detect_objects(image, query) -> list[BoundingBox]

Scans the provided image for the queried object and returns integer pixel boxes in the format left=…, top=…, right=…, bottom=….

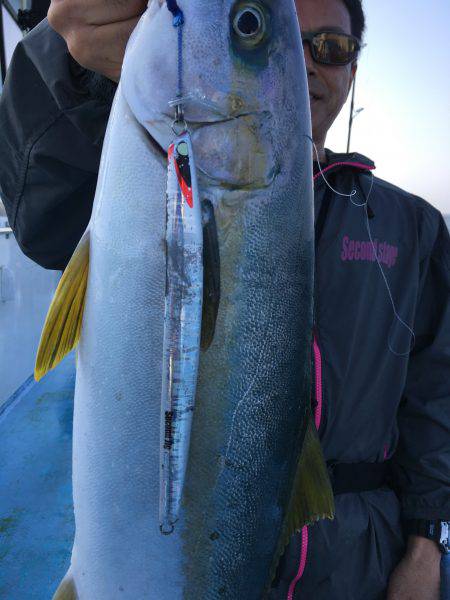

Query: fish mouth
left=144, top=110, right=276, bottom=190
left=144, top=110, right=262, bottom=157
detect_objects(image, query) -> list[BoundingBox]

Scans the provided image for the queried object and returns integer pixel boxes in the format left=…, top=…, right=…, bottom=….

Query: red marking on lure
left=176, top=168, right=194, bottom=209
left=168, top=143, right=194, bottom=208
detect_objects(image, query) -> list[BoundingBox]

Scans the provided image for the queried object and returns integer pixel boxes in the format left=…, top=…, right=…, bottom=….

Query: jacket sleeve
left=392, top=210, right=450, bottom=520
left=0, top=19, right=116, bottom=270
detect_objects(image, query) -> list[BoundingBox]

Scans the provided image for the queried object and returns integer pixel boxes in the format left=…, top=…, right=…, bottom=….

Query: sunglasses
left=302, top=31, right=361, bottom=66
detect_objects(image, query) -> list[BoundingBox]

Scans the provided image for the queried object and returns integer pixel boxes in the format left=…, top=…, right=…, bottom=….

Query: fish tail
left=52, top=572, right=78, bottom=600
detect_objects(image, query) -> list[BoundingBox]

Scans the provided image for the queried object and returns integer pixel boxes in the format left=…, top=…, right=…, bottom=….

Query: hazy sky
left=327, top=0, right=450, bottom=214
left=2, top=1, right=449, bottom=212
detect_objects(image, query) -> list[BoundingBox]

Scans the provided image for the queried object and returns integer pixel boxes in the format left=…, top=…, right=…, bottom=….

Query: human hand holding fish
left=47, top=0, right=147, bottom=81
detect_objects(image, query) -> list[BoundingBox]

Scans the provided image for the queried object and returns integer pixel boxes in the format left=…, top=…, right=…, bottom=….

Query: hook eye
left=171, top=118, right=188, bottom=136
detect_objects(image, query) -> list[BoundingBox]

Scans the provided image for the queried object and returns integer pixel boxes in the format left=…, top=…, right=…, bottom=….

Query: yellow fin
left=285, top=414, right=335, bottom=531
left=35, top=231, right=90, bottom=381
left=52, top=573, right=78, bottom=600
left=269, top=414, right=335, bottom=586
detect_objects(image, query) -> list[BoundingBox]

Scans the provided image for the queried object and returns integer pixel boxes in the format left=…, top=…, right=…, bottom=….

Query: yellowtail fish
left=35, top=1, right=334, bottom=598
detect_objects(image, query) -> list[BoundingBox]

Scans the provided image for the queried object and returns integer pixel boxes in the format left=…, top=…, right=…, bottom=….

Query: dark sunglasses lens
left=313, top=33, right=358, bottom=64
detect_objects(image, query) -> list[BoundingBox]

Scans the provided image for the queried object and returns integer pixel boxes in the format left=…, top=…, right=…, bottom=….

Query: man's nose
left=303, top=42, right=317, bottom=76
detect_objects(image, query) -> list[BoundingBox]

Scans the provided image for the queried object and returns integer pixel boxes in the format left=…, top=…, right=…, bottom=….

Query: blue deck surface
left=0, top=356, right=75, bottom=600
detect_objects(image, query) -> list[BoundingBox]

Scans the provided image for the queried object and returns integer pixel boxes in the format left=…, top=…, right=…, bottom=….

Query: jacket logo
left=341, top=236, right=398, bottom=268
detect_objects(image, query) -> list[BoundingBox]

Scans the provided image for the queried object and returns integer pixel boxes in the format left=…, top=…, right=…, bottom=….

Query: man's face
left=296, top=0, right=357, bottom=147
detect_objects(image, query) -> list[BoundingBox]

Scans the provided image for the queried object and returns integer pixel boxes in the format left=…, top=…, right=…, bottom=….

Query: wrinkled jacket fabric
left=1, top=20, right=449, bottom=600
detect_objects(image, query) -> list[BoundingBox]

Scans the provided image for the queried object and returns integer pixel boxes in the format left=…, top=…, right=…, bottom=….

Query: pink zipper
left=286, top=160, right=373, bottom=600
left=312, top=335, right=323, bottom=430
left=286, top=335, right=323, bottom=599
left=287, top=526, right=309, bottom=600
left=313, top=160, right=375, bottom=182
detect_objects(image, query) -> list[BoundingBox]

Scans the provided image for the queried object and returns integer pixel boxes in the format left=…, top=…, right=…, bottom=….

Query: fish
left=35, top=0, right=334, bottom=598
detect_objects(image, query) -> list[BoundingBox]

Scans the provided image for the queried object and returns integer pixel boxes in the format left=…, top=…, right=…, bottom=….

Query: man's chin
left=310, top=98, right=325, bottom=126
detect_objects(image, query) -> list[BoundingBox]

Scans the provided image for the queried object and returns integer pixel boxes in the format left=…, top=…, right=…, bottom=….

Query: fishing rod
left=2, top=0, right=19, bottom=26
left=346, top=75, right=356, bottom=153
left=346, top=72, right=365, bottom=153
left=0, top=4, right=6, bottom=85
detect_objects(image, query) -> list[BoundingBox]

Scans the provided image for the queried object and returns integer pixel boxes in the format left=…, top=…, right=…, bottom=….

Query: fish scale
left=182, top=180, right=313, bottom=598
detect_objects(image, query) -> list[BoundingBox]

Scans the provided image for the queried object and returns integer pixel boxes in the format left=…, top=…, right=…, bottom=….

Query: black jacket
left=1, top=20, right=449, bottom=600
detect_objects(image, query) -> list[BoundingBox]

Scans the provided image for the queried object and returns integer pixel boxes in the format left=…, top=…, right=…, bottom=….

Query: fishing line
left=310, top=137, right=358, bottom=200
left=166, top=0, right=186, bottom=132
left=307, top=136, right=415, bottom=357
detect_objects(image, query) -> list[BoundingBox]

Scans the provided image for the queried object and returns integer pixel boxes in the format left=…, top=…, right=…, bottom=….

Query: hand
left=387, top=536, right=441, bottom=600
left=48, top=0, right=148, bottom=81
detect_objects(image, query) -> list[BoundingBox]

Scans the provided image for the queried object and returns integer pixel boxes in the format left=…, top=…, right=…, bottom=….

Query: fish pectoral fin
left=34, top=230, right=90, bottom=381
left=52, top=573, right=78, bottom=600
left=285, top=414, right=335, bottom=533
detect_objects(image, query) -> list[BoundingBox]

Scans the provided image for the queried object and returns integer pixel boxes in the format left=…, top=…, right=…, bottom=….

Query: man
left=0, top=0, right=449, bottom=598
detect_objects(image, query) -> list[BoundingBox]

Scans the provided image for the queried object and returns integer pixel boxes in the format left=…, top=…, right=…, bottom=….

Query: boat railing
left=0, top=226, right=13, bottom=237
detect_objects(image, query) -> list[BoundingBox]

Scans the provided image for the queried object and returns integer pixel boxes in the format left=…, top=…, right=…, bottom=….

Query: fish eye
left=232, top=4, right=267, bottom=46
left=234, top=8, right=262, bottom=37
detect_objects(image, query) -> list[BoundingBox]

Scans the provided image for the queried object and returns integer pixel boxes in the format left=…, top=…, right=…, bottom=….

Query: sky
left=2, top=0, right=450, bottom=212
left=327, top=0, right=450, bottom=213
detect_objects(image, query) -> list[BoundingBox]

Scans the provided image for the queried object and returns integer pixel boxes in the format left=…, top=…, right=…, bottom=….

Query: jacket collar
left=314, top=149, right=376, bottom=184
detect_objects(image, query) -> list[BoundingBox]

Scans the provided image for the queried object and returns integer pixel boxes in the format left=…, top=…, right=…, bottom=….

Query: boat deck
left=0, top=356, right=75, bottom=600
